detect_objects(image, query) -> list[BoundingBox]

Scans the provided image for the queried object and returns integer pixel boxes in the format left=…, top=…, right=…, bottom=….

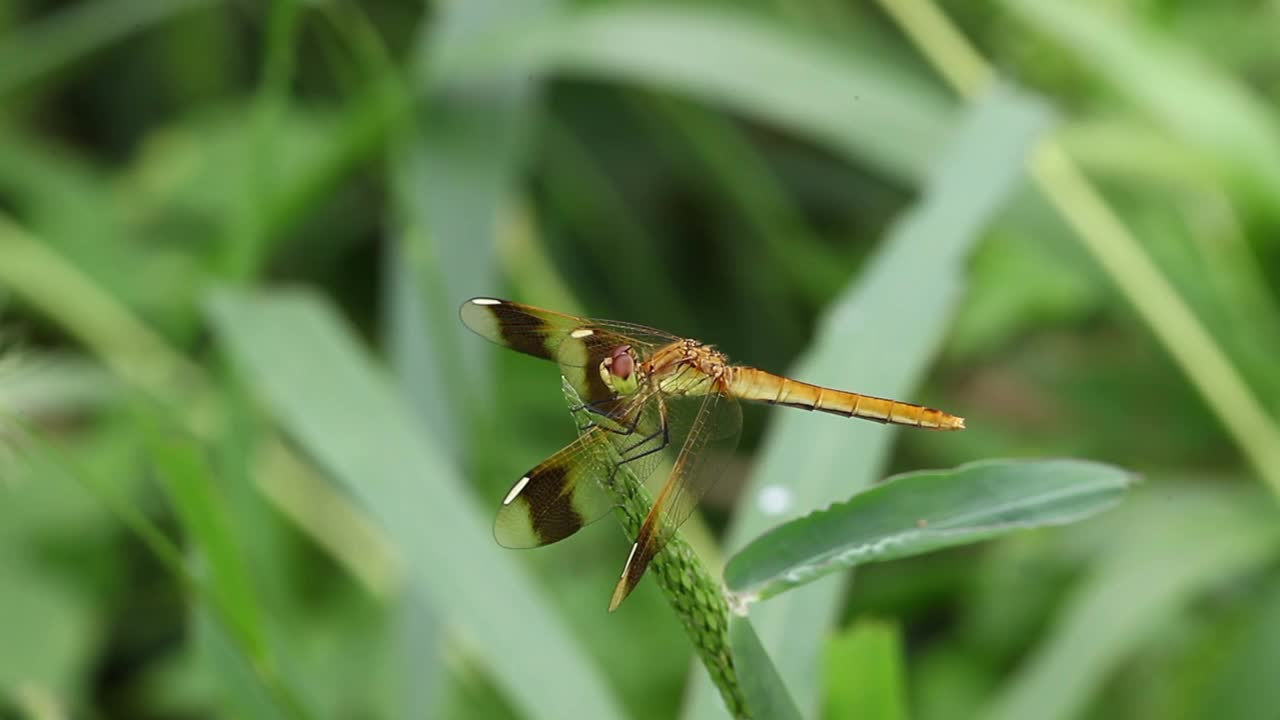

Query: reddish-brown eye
left=610, top=346, right=634, bottom=379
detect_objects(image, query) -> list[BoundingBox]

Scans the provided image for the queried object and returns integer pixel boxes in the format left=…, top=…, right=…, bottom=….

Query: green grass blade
left=1000, top=0, right=1280, bottom=207
left=220, top=0, right=303, bottom=281
left=147, top=427, right=269, bottom=665
left=727, top=615, right=802, bottom=720
left=982, top=485, right=1280, bottom=720
left=684, top=83, right=1050, bottom=719
left=0, top=0, right=214, bottom=97
left=206, top=289, right=628, bottom=720
left=439, top=4, right=954, bottom=183
left=725, top=459, right=1131, bottom=603
left=393, top=0, right=550, bottom=442
left=1180, top=576, right=1280, bottom=720
left=824, top=620, right=908, bottom=720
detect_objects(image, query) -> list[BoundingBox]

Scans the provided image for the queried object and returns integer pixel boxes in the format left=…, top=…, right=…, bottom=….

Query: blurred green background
left=2, top=0, right=1280, bottom=718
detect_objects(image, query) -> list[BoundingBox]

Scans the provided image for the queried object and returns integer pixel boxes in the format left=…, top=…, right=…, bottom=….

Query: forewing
left=461, top=297, right=683, bottom=412
left=459, top=297, right=676, bottom=367
left=608, top=387, right=743, bottom=610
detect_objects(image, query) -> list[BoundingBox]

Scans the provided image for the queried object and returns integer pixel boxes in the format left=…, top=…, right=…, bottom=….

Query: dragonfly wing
left=607, top=387, right=743, bottom=611
left=460, top=297, right=676, bottom=366
left=461, top=297, right=682, bottom=410
left=497, top=387, right=669, bottom=548
left=494, top=428, right=616, bottom=548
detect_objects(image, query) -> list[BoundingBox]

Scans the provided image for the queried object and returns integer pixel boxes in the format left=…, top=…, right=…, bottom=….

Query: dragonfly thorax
left=644, top=341, right=729, bottom=397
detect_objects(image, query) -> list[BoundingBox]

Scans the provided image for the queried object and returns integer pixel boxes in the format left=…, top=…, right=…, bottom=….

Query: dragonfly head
left=601, top=344, right=640, bottom=396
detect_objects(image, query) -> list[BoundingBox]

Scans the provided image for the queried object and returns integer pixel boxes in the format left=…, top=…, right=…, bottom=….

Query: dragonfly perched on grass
left=461, top=298, right=965, bottom=611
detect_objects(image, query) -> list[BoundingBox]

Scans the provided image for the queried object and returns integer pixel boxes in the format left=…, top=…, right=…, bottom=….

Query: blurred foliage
left=1, top=0, right=1279, bottom=718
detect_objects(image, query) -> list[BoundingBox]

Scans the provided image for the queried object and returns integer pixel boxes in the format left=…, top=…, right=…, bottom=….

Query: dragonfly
left=461, top=297, right=965, bottom=611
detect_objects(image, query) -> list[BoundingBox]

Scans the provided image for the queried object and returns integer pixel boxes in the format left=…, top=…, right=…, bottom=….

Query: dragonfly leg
left=580, top=404, right=645, bottom=437
left=570, top=397, right=615, bottom=414
left=618, top=406, right=670, bottom=465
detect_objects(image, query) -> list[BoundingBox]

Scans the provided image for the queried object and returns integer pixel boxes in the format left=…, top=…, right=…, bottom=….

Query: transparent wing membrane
left=496, top=384, right=673, bottom=549
left=608, top=388, right=743, bottom=610
left=461, top=297, right=683, bottom=410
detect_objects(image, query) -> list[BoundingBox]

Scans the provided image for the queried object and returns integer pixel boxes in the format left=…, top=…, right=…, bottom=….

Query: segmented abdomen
left=726, top=367, right=964, bottom=430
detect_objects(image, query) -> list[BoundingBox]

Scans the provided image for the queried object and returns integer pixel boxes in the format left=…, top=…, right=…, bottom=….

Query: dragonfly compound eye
left=610, top=346, right=634, bottom=380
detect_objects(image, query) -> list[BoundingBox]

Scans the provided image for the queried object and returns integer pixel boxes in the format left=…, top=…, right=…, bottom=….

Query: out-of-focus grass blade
left=438, top=4, right=954, bottom=184
left=194, top=607, right=284, bottom=720
left=0, top=352, right=115, bottom=419
left=395, top=0, right=558, bottom=432
left=220, top=0, right=302, bottom=281
left=725, top=460, right=1131, bottom=604
left=0, top=0, right=214, bottom=96
left=392, top=0, right=553, bottom=707
left=727, top=615, right=802, bottom=720
left=144, top=423, right=269, bottom=678
left=207, top=289, right=627, bottom=720
left=1000, top=0, right=1280, bottom=207
left=0, top=558, right=91, bottom=704
left=983, top=485, right=1280, bottom=720
left=824, top=620, right=908, bottom=720
left=684, top=84, right=1050, bottom=719
left=1181, top=576, right=1280, bottom=720
left=382, top=241, right=448, bottom=718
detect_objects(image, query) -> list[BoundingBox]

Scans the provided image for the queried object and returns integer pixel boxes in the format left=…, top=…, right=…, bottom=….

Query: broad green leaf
left=983, top=485, right=1280, bottom=720
left=824, top=620, right=908, bottom=720
left=725, top=459, right=1131, bottom=604
left=685, top=83, right=1051, bottom=720
left=727, top=615, right=802, bottom=720
left=206, top=289, right=628, bottom=720
left=439, top=4, right=954, bottom=184
left=1000, top=0, right=1280, bottom=207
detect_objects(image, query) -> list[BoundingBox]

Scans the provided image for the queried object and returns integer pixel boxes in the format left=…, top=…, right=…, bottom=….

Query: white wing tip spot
left=757, top=485, right=792, bottom=516
left=620, top=542, right=639, bottom=577
left=471, top=298, right=501, bottom=306
left=503, top=476, right=531, bottom=505
left=570, top=328, right=595, bottom=338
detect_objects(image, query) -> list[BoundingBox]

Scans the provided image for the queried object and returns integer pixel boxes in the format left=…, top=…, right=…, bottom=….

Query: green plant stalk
left=562, top=379, right=746, bottom=718
left=876, top=0, right=1280, bottom=497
